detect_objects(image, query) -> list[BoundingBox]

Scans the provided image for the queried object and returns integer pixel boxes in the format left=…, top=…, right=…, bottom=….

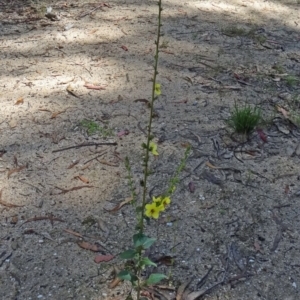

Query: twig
left=84, top=151, right=107, bottom=164
left=77, top=4, right=105, bottom=19
left=52, top=142, right=117, bottom=153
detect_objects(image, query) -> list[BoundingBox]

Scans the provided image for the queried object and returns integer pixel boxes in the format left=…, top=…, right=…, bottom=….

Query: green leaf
left=118, top=270, right=138, bottom=283
left=133, top=233, right=156, bottom=249
left=143, top=237, right=156, bottom=249
left=120, top=249, right=136, bottom=259
left=146, top=273, right=167, bottom=285
left=140, top=257, right=157, bottom=267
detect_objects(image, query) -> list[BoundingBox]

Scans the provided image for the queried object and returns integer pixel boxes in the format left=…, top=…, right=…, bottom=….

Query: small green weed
left=80, top=119, right=113, bottom=137
left=228, top=103, right=261, bottom=134
left=284, top=75, right=299, bottom=87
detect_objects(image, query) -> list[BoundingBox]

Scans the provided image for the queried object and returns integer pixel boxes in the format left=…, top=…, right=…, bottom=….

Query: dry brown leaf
left=94, top=254, right=114, bottom=263
left=8, top=165, right=26, bottom=178
left=15, top=97, right=24, bottom=105
left=77, top=241, right=102, bottom=252
left=276, top=106, right=289, bottom=118
left=64, top=228, right=83, bottom=238
left=186, top=289, right=207, bottom=300
left=84, top=83, right=106, bottom=90
left=206, top=161, right=219, bottom=169
left=74, top=175, right=89, bottom=184
left=109, top=277, right=122, bottom=289
left=107, top=197, right=133, bottom=212
left=176, top=281, right=190, bottom=300
left=121, top=45, right=128, bottom=51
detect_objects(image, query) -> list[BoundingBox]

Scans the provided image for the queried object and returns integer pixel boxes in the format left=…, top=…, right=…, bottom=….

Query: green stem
left=139, top=0, right=163, bottom=235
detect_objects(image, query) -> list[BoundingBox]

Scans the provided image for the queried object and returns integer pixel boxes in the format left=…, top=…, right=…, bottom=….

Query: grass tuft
left=228, top=103, right=261, bottom=134
left=80, top=119, right=113, bottom=137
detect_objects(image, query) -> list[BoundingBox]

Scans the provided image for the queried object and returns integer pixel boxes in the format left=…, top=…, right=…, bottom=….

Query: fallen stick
left=52, top=142, right=117, bottom=153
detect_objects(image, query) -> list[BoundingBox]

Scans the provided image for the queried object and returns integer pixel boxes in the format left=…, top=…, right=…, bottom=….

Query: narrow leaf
left=120, top=249, right=136, bottom=259
left=146, top=273, right=167, bottom=285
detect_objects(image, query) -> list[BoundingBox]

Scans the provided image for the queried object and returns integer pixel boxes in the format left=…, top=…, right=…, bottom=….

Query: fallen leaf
left=188, top=182, right=195, bottom=193
left=83, top=83, right=106, bottom=90
left=77, top=241, right=102, bottom=252
left=106, top=197, right=133, bottom=212
left=109, top=277, right=122, bottom=289
left=8, top=165, right=26, bottom=178
left=74, top=175, right=89, bottom=184
left=257, top=128, right=268, bottom=143
left=121, top=45, right=128, bottom=51
left=206, top=161, right=219, bottom=169
left=117, top=129, right=129, bottom=137
left=97, top=218, right=109, bottom=236
left=176, top=281, right=190, bottom=300
left=64, top=228, right=83, bottom=238
left=276, top=106, right=289, bottom=118
left=14, top=97, right=24, bottom=105
left=94, top=254, right=115, bottom=263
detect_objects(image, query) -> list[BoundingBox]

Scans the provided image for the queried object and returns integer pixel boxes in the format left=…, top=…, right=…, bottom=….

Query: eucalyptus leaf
left=118, top=270, right=138, bottom=283
left=120, top=249, right=136, bottom=259
left=133, top=233, right=156, bottom=249
left=146, top=273, right=167, bottom=285
left=140, top=257, right=157, bottom=267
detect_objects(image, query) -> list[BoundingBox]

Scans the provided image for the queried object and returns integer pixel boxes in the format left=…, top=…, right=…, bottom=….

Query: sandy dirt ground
left=1, top=0, right=300, bottom=299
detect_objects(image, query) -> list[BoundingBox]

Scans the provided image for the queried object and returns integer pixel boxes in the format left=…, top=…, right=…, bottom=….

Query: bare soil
left=1, top=0, right=300, bottom=299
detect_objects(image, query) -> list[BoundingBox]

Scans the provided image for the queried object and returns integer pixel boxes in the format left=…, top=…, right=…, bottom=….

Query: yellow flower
left=161, top=196, right=171, bottom=208
left=152, top=196, right=162, bottom=203
left=154, top=83, right=161, bottom=96
left=149, top=141, right=158, bottom=156
left=145, top=202, right=161, bottom=219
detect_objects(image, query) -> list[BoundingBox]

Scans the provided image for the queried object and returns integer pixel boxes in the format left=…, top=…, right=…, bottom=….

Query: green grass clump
left=228, top=103, right=261, bottom=134
left=284, top=75, right=299, bottom=87
left=80, top=119, right=113, bottom=137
